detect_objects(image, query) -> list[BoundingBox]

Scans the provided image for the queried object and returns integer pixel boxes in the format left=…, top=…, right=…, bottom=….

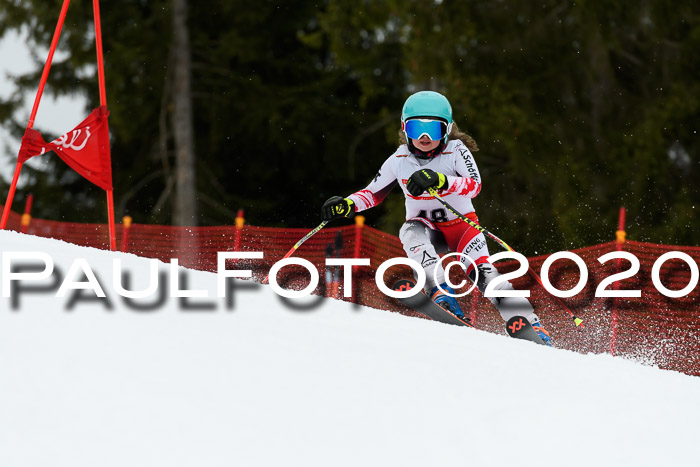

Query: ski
left=392, top=279, right=474, bottom=328
left=505, top=316, right=546, bottom=345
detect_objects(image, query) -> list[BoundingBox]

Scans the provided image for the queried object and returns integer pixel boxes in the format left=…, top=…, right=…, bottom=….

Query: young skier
left=321, top=90, right=552, bottom=345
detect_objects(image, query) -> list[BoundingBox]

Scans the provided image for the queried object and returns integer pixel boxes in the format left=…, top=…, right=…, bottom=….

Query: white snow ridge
left=1, top=230, right=698, bottom=467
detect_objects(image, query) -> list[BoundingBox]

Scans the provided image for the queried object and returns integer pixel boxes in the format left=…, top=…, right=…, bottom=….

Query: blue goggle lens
left=404, top=119, right=446, bottom=141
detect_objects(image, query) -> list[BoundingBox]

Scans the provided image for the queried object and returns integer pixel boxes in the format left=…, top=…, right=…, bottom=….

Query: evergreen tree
left=0, top=0, right=697, bottom=252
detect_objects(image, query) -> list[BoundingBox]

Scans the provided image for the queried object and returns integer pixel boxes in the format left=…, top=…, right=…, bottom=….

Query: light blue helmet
left=401, top=91, right=453, bottom=146
left=401, top=91, right=453, bottom=124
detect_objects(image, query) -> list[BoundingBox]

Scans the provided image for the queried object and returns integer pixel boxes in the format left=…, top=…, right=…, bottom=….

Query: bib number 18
left=418, top=208, right=448, bottom=223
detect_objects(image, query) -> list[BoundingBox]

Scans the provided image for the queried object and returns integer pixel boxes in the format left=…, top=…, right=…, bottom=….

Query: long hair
left=398, top=121, right=479, bottom=152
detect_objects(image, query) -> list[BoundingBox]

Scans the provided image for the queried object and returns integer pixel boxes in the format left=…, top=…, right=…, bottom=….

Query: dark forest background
left=0, top=0, right=698, bottom=255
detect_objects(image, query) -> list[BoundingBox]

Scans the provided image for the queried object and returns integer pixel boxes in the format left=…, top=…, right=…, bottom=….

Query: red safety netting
left=2, top=205, right=698, bottom=377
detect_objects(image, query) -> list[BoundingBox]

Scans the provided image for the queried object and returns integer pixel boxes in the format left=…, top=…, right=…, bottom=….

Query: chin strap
left=408, top=140, right=446, bottom=159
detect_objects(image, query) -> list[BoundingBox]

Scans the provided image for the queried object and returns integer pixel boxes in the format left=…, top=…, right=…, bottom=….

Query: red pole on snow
left=93, top=0, right=116, bottom=251
left=0, top=0, right=71, bottom=231
left=0, top=164, right=24, bottom=230
left=610, top=207, right=626, bottom=356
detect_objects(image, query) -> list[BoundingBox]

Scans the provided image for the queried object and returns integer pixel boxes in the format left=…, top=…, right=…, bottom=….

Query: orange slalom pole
left=610, top=207, right=626, bottom=356
left=229, top=210, right=246, bottom=269
left=106, top=190, right=116, bottom=250
left=20, top=194, right=34, bottom=233
left=120, top=216, right=132, bottom=252
left=233, top=209, right=245, bottom=252
left=352, top=215, right=365, bottom=302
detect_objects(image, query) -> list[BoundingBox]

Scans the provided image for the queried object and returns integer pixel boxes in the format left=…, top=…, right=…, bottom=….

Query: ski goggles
left=403, top=118, right=447, bottom=141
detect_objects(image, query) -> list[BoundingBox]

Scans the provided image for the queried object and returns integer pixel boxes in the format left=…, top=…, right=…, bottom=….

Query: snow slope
left=1, top=230, right=698, bottom=467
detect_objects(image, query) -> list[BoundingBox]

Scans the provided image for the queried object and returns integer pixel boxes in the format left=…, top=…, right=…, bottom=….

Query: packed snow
left=1, top=230, right=698, bottom=467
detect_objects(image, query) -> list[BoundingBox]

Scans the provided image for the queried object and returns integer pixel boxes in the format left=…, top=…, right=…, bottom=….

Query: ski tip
left=574, top=317, right=584, bottom=327
left=505, top=315, right=546, bottom=345
left=456, top=314, right=475, bottom=328
left=505, top=316, right=528, bottom=335
left=392, top=279, right=415, bottom=292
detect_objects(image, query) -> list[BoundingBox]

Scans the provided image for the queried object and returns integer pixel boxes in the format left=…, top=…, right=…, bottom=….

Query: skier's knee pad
left=399, top=220, right=428, bottom=246
left=399, top=219, right=447, bottom=255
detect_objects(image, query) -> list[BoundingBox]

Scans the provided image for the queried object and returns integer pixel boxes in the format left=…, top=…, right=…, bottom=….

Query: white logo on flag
left=53, top=126, right=92, bottom=151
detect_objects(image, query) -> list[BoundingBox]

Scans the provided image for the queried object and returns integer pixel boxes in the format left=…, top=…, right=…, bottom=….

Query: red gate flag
left=17, top=105, right=113, bottom=191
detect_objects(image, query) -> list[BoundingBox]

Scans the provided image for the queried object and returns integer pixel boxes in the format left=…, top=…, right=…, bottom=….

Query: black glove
left=406, top=169, right=448, bottom=197
left=322, top=196, right=355, bottom=221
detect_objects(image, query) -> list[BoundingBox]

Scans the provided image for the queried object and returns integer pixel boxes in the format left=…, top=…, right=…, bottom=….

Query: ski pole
left=262, top=221, right=329, bottom=284
left=430, top=189, right=516, bottom=252
left=427, top=188, right=584, bottom=327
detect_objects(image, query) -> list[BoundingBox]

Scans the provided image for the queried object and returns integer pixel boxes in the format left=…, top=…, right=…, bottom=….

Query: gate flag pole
left=92, top=0, right=116, bottom=250
left=0, top=0, right=72, bottom=230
